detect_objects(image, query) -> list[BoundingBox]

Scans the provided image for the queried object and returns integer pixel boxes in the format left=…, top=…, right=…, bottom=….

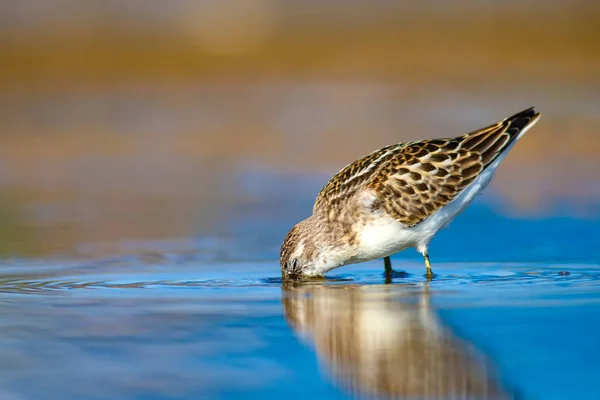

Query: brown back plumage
left=314, top=107, right=540, bottom=226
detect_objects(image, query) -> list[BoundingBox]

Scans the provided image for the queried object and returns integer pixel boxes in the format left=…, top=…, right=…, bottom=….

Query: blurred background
left=0, top=0, right=599, bottom=260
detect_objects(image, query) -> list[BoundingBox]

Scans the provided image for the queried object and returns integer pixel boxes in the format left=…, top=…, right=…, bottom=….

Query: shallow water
left=0, top=253, right=599, bottom=399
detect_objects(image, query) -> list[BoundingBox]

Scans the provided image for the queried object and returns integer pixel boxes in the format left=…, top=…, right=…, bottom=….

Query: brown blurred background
left=0, top=0, right=599, bottom=258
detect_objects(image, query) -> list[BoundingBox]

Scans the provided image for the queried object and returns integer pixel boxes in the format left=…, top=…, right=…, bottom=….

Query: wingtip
left=528, top=106, right=541, bottom=119
left=504, top=106, right=541, bottom=127
left=503, top=106, right=541, bottom=143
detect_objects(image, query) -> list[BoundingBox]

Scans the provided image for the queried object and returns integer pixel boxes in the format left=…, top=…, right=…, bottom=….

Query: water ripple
left=0, top=263, right=598, bottom=295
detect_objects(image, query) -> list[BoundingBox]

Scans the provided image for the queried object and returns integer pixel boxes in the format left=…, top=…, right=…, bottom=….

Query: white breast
left=353, top=215, right=415, bottom=262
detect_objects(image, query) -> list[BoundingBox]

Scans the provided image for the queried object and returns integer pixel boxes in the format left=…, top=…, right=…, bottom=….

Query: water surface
left=0, top=253, right=599, bottom=399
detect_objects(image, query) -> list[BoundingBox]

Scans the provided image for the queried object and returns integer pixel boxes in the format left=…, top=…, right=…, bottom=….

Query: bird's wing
left=313, top=143, right=398, bottom=216
left=362, top=107, right=540, bottom=226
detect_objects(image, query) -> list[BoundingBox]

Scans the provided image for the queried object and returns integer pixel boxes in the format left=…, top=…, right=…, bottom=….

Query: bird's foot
left=383, top=269, right=409, bottom=284
left=424, top=271, right=437, bottom=281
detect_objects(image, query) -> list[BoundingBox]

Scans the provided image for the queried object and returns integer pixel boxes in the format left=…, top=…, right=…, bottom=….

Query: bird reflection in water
left=282, top=283, right=511, bottom=399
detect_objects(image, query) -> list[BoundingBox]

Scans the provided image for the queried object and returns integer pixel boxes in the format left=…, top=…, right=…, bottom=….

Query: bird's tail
left=459, top=106, right=541, bottom=168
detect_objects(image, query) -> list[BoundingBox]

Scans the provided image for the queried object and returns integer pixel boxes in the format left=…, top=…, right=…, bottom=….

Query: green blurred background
left=0, top=0, right=599, bottom=258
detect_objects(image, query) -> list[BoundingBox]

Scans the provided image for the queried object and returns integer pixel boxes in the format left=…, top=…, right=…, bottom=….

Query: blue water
left=0, top=199, right=599, bottom=399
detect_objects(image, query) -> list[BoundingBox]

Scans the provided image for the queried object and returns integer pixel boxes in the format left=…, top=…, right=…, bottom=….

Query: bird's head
left=280, top=218, right=322, bottom=280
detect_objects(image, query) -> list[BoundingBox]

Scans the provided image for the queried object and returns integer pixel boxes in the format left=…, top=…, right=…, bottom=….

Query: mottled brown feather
left=313, top=107, right=540, bottom=227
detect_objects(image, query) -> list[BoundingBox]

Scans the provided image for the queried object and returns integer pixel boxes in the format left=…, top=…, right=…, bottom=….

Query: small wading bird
left=280, top=107, right=540, bottom=280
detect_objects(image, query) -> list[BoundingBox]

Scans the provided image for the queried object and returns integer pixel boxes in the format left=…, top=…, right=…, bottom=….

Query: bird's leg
left=383, top=256, right=407, bottom=283
left=384, top=256, right=393, bottom=273
left=424, top=252, right=436, bottom=281
left=384, top=256, right=393, bottom=284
